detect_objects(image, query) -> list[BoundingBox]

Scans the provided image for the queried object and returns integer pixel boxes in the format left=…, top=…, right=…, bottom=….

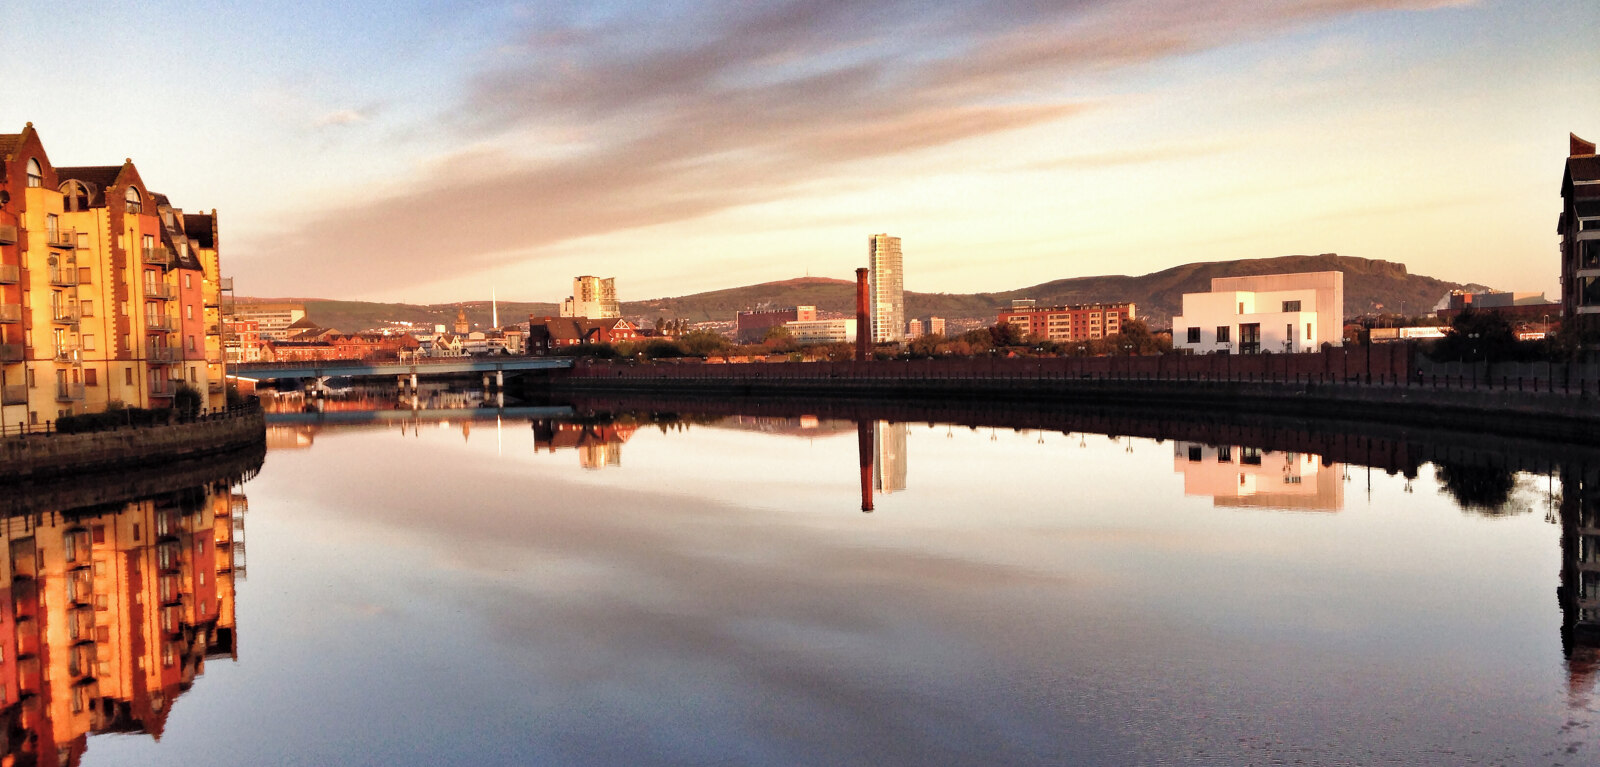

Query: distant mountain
left=252, top=255, right=1486, bottom=332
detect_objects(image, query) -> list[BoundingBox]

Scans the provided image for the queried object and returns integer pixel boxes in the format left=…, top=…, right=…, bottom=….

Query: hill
left=248, top=255, right=1486, bottom=332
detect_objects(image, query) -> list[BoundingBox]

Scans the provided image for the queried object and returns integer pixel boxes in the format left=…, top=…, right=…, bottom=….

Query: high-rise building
left=1560, top=133, right=1599, bottom=332
left=560, top=276, right=620, bottom=319
left=867, top=234, right=904, bottom=344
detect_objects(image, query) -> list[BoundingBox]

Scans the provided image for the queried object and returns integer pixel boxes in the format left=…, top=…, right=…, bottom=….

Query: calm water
left=22, top=394, right=1600, bottom=765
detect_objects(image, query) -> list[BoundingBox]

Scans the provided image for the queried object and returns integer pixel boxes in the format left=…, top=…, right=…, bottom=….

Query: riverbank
left=0, top=403, right=266, bottom=480
left=535, top=356, right=1600, bottom=445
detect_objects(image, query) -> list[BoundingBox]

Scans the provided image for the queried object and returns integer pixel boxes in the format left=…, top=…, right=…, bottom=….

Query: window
left=78, top=267, right=91, bottom=284
left=189, top=366, right=196, bottom=382
left=1216, top=326, right=1231, bottom=343
left=80, top=300, right=93, bottom=317
left=1188, top=446, right=1202, bottom=462
left=1238, top=302, right=1245, bottom=314
left=183, top=273, right=191, bottom=289
left=82, top=335, right=95, bottom=351
left=25, top=158, right=41, bottom=188
left=1306, top=323, right=1313, bottom=341
left=124, top=186, right=142, bottom=214
left=1282, top=300, right=1301, bottom=312
left=187, top=335, right=196, bottom=351
left=61, top=180, right=88, bottom=211
left=1186, top=327, right=1201, bottom=343
left=185, top=304, right=193, bottom=319
left=85, top=369, right=97, bottom=386
left=124, top=368, right=133, bottom=385
left=1217, top=446, right=1232, bottom=462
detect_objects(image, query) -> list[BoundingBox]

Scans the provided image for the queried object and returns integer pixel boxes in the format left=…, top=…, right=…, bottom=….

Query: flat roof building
left=1172, top=271, right=1343, bottom=354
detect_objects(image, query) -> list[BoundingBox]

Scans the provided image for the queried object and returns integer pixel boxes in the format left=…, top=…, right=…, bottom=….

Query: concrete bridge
left=232, top=357, right=572, bottom=384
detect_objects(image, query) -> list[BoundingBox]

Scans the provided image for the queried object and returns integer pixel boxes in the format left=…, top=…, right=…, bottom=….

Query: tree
left=679, top=329, right=730, bottom=356
left=762, top=325, right=797, bottom=353
left=1107, top=319, right=1168, bottom=355
left=1429, top=309, right=1518, bottom=363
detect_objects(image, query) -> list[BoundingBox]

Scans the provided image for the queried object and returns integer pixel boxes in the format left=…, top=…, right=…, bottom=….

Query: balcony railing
left=148, top=380, right=174, bottom=398
left=148, top=346, right=181, bottom=363
left=1, top=385, right=25, bottom=405
left=142, top=246, right=171, bottom=266
left=0, top=264, right=18, bottom=284
left=143, top=282, right=176, bottom=300
left=48, top=268, right=78, bottom=287
left=47, top=229, right=75, bottom=249
left=208, top=379, right=224, bottom=393
left=0, top=225, right=16, bottom=245
left=146, top=315, right=176, bottom=332
left=0, top=305, right=20, bottom=324
left=53, top=345, right=79, bottom=363
left=0, top=344, right=21, bottom=363
left=55, top=383, right=84, bottom=402
left=51, top=307, right=80, bottom=326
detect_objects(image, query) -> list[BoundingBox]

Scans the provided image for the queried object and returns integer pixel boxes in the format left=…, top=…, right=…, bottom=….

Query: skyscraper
left=867, top=234, right=904, bottom=343
left=560, top=276, right=620, bottom=319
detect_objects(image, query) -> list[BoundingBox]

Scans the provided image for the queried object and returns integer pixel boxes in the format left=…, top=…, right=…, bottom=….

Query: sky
left=3, top=0, right=1596, bottom=304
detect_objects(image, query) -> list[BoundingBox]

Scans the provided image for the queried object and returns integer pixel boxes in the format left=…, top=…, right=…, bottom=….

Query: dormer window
left=59, top=181, right=89, bottom=211
left=25, top=159, right=42, bottom=188
left=124, top=186, right=142, bottom=215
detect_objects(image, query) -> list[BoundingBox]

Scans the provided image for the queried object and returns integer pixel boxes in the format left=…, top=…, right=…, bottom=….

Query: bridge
left=232, top=357, right=573, bottom=382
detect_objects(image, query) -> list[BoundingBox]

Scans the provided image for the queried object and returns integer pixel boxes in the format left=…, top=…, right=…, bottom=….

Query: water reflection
left=532, top=419, right=637, bottom=470
left=0, top=455, right=255, bottom=766
left=1173, top=442, right=1344, bottom=511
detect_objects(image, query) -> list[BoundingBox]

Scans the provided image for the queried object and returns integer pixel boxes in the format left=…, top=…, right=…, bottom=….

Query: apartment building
left=226, top=303, right=305, bottom=341
left=1172, top=271, right=1344, bottom=354
left=867, top=234, right=905, bottom=344
left=998, top=302, right=1136, bottom=342
left=1561, top=133, right=1600, bottom=333
left=0, top=123, right=227, bottom=428
left=559, top=276, right=620, bottom=319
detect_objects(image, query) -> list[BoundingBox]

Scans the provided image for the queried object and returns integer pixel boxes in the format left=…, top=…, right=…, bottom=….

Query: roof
left=184, top=213, right=215, bottom=248
left=0, top=133, right=20, bottom=158
left=286, top=316, right=321, bottom=329
left=55, top=165, right=124, bottom=208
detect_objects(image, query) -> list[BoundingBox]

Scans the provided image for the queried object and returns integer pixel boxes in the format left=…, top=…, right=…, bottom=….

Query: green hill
left=249, top=254, right=1485, bottom=332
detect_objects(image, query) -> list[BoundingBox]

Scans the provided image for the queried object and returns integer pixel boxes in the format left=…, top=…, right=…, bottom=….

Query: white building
left=1172, top=271, right=1343, bottom=354
left=784, top=318, right=857, bottom=344
left=559, top=276, right=620, bottom=319
left=867, top=234, right=904, bottom=344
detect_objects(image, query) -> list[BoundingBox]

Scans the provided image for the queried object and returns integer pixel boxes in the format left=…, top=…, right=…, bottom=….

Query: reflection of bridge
left=234, top=357, right=572, bottom=381
left=265, top=406, right=574, bottom=426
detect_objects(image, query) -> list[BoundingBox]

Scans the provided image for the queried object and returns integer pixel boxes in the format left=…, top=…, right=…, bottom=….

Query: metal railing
left=142, top=246, right=170, bottom=266
left=53, top=345, right=79, bottom=363
left=1, top=385, right=25, bottom=405
left=147, top=347, right=181, bottom=363
left=143, top=282, right=176, bottom=300
left=0, top=225, right=16, bottom=245
left=148, top=380, right=174, bottom=397
left=146, top=315, right=176, bottom=332
left=48, top=268, right=78, bottom=287
left=208, top=379, right=224, bottom=393
left=0, top=305, right=20, bottom=324
left=0, top=394, right=261, bottom=439
left=0, top=264, right=18, bottom=284
left=51, top=307, right=79, bottom=326
left=47, top=229, right=75, bottom=249
left=55, top=383, right=84, bottom=402
left=0, top=344, right=21, bottom=363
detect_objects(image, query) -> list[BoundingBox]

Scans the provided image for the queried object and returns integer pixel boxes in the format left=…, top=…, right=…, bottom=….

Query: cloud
left=241, top=0, right=1480, bottom=297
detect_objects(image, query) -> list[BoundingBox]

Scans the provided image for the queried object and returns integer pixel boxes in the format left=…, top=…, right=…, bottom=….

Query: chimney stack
left=855, top=268, right=871, bottom=362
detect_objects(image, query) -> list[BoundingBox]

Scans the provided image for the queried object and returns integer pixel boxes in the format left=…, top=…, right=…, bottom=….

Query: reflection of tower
left=1171, top=441, right=1343, bottom=511
left=857, top=420, right=874, bottom=513
left=874, top=421, right=907, bottom=494
left=0, top=483, right=244, bottom=765
left=1559, top=464, right=1600, bottom=700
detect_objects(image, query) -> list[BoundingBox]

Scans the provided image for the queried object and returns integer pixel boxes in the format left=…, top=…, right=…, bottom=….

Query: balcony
left=148, top=380, right=174, bottom=398
left=51, top=307, right=79, bottom=326
left=0, top=225, right=16, bottom=245
left=48, top=268, right=77, bottom=287
left=53, top=345, right=79, bottom=363
left=148, top=346, right=181, bottom=364
left=142, top=246, right=171, bottom=266
left=143, top=282, right=176, bottom=300
left=0, top=264, right=17, bottom=284
left=0, top=344, right=21, bottom=363
left=146, top=315, right=176, bottom=332
left=1, top=386, right=25, bottom=405
left=208, top=379, right=224, bottom=393
left=55, top=384, right=84, bottom=402
left=0, top=305, right=20, bottom=324
left=205, top=349, right=222, bottom=364
left=46, top=229, right=75, bottom=249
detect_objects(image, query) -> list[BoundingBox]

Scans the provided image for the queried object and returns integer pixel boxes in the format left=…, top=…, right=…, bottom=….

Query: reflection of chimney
left=855, top=268, right=871, bottom=362
left=857, top=420, right=874, bottom=512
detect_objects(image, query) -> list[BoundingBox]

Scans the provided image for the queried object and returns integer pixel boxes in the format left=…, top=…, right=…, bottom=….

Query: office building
left=1560, top=133, right=1600, bottom=332
left=1172, top=271, right=1344, bottom=354
left=867, top=234, right=904, bottom=344
left=560, top=276, right=620, bottom=319
left=226, top=303, right=305, bottom=341
left=998, top=302, right=1136, bottom=342
left=736, top=306, right=815, bottom=344
left=783, top=318, right=856, bottom=344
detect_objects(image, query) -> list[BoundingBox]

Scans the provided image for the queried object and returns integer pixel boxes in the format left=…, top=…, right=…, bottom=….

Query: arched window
left=59, top=181, right=89, bottom=212
left=26, top=159, right=42, bottom=188
left=124, top=186, right=142, bottom=215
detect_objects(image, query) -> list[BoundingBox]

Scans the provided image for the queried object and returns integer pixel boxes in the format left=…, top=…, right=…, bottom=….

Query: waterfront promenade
left=0, top=401, right=266, bottom=480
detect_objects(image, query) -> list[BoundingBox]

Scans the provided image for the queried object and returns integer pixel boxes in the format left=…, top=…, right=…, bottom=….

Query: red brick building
left=528, top=317, right=641, bottom=354
left=997, top=302, right=1136, bottom=342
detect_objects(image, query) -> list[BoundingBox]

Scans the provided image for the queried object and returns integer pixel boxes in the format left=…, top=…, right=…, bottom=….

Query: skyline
left=3, top=1, right=1597, bottom=304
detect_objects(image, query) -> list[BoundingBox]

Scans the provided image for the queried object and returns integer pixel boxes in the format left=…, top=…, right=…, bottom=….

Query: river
left=21, top=390, right=1598, bottom=765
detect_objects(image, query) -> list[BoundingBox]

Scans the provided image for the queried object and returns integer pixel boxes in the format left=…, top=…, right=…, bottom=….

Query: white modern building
left=867, top=234, right=904, bottom=344
left=1172, top=271, right=1343, bottom=354
left=784, top=318, right=857, bottom=344
left=560, top=276, right=620, bottom=319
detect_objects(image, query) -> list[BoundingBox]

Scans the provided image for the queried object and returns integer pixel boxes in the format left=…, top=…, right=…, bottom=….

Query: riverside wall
left=540, top=345, right=1600, bottom=445
left=0, top=407, right=266, bottom=481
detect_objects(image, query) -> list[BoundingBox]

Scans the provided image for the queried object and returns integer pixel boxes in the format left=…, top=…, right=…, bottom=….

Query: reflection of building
left=874, top=421, right=906, bottom=494
left=1173, top=272, right=1344, bottom=354
left=1173, top=442, right=1343, bottom=511
left=0, top=483, right=244, bottom=765
left=532, top=420, right=637, bottom=469
left=1560, top=464, right=1600, bottom=700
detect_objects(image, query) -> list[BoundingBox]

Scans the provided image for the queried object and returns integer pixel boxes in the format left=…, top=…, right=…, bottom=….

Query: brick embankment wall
left=541, top=348, right=1600, bottom=445
left=0, top=409, right=266, bottom=481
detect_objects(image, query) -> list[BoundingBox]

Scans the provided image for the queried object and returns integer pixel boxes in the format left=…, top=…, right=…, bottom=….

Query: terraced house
left=0, top=123, right=226, bottom=431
